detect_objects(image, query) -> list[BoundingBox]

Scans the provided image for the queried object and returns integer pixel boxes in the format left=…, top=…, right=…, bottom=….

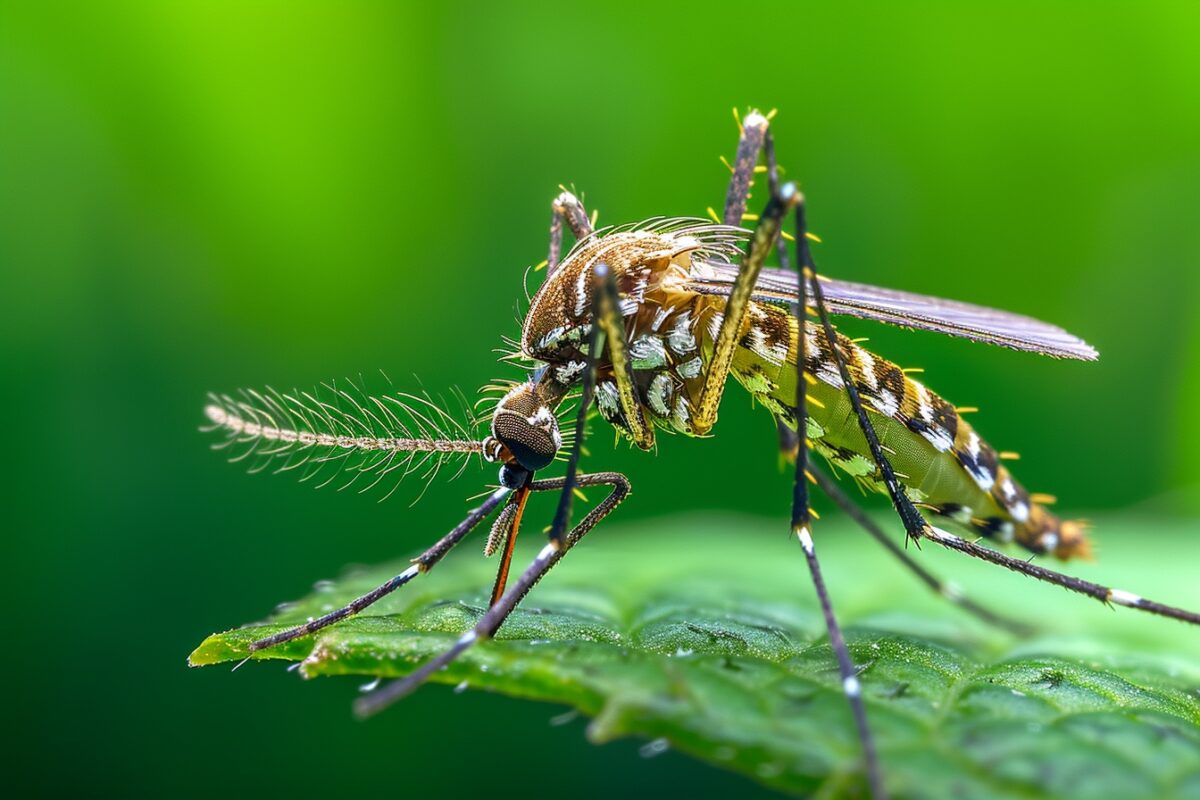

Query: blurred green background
left=3, top=2, right=1199, bottom=797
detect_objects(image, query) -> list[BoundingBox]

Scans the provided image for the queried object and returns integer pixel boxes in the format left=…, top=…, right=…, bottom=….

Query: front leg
left=592, top=262, right=655, bottom=450
left=691, top=111, right=793, bottom=435
left=355, top=280, right=632, bottom=716
left=692, top=183, right=797, bottom=434
left=547, top=189, right=594, bottom=276
left=722, top=109, right=770, bottom=227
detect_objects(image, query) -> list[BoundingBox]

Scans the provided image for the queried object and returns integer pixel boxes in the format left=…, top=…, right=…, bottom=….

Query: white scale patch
left=871, top=389, right=899, bottom=418
left=707, top=312, right=724, bottom=343
left=795, top=525, right=815, bottom=554
left=555, top=360, right=587, bottom=383
left=920, top=425, right=954, bottom=453
left=671, top=395, right=691, bottom=432
left=745, top=325, right=788, bottom=365
left=647, top=373, right=674, bottom=416
left=650, top=306, right=671, bottom=331
left=855, top=347, right=878, bottom=390
left=816, top=363, right=845, bottom=389
left=913, top=381, right=934, bottom=423
left=676, top=356, right=703, bottom=379
left=573, top=260, right=592, bottom=317
left=967, top=465, right=996, bottom=493
left=910, top=380, right=955, bottom=453
left=1108, top=589, right=1143, bottom=607
left=962, top=431, right=995, bottom=491
left=620, top=268, right=651, bottom=319
left=629, top=334, right=668, bottom=369
left=537, top=325, right=567, bottom=351
left=596, top=380, right=620, bottom=419
left=668, top=311, right=696, bottom=354
left=526, top=407, right=560, bottom=452
left=1010, top=501, right=1030, bottom=523
left=911, top=381, right=955, bottom=452
left=804, top=325, right=820, bottom=356
left=527, top=407, right=554, bottom=426
left=1038, top=531, right=1059, bottom=552
left=576, top=243, right=626, bottom=317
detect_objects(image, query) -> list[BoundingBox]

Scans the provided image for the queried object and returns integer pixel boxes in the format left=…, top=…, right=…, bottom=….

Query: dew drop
left=286, top=662, right=302, bottom=673
left=639, top=738, right=670, bottom=759
left=454, top=680, right=469, bottom=694
left=359, top=677, right=382, bottom=692
left=549, top=709, right=579, bottom=727
left=313, top=580, right=335, bottom=592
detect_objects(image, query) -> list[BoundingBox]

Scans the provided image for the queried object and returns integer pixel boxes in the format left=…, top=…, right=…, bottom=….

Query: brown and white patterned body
left=517, top=222, right=1090, bottom=560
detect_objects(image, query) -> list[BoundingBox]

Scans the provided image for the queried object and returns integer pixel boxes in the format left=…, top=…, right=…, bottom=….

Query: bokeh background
left=4, top=2, right=1198, bottom=797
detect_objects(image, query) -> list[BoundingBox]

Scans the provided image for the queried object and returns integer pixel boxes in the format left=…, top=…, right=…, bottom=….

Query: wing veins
left=686, top=261, right=1098, bottom=361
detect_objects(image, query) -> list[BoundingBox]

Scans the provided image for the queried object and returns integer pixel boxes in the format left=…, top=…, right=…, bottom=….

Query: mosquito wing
left=687, top=262, right=1098, bottom=361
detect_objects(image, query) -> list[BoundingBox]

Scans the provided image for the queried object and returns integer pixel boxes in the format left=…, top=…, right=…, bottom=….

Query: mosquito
left=202, top=109, right=1199, bottom=799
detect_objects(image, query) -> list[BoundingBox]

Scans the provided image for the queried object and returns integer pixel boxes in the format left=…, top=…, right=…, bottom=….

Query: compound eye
left=492, top=408, right=560, bottom=471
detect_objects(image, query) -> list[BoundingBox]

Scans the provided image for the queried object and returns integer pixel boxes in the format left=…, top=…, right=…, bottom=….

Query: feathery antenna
left=202, top=381, right=482, bottom=502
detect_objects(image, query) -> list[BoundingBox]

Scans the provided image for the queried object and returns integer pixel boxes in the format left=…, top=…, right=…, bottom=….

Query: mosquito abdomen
left=725, top=299, right=1092, bottom=561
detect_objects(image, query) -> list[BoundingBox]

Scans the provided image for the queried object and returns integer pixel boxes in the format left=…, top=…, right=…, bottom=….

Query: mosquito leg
left=786, top=193, right=886, bottom=800
left=592, top=261, right=655, bottom=449
left=921, top=525, right=1200, bottom=626
left=511, top=472, right=631, bottom=599
left=246, top=486, right=511, bottom=653
left=353, top=471, right=632, bottom=718
left=353, top=265, right=616, bottom=715
left=763, top=132, right=791, bottom=270
left=809, top=464, right=1033, bottom=635
left=794, top=525, right=887, bottom=798
left=690, top=111, right=788, bottom=434
left=547, top=189, right=594, bottom=276
left=722, top=109, right=770, bottom=226
left=692, top=183, right=798, bottom=434
left=776, top=416, right=801, bottom=460
left=796, top=193, right=933, bottom=548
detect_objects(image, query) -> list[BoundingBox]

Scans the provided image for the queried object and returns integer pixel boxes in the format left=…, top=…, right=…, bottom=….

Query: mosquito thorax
left=521, top=229, right=717, bottom=370
left=483, top=377, right=568, bottom=472
left=517, top=222, right=748, bottom=441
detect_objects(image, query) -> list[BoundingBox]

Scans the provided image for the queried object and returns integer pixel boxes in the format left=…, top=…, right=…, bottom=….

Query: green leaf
left=191, top=514, right=1200, bottom=798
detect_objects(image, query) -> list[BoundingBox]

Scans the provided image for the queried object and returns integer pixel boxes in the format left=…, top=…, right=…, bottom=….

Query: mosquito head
left=483, top=374, right=569, bottom=474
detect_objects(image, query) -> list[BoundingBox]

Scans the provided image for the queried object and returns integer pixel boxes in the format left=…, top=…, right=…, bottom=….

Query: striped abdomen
left=519, top=223, right=1088, bottom=559
left=715, top=298, right=1091, bottom=561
